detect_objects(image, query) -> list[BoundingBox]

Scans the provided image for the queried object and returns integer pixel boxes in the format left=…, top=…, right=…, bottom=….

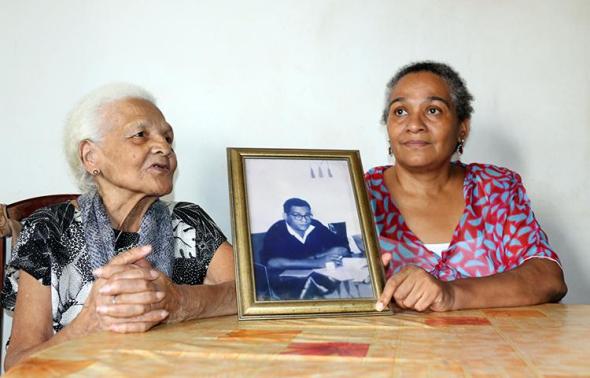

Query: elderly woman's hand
left=89, top=245, right=170, bottom=332
left=95, top=264, right=186, bottom=325
left=92, top=244, right=191, bottom=328
left=376, top=254, right=456, bottom=312
left=92, top=241, right=237, bottom=328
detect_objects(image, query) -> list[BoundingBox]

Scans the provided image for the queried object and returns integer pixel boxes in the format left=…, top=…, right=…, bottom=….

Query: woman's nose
left=406, top=112, right=426, bottom=133
left=151, top=136, right=173, bottom=155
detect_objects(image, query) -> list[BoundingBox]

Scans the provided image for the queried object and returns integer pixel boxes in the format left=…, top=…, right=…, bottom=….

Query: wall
left=1, top=1, right=588, bottom=351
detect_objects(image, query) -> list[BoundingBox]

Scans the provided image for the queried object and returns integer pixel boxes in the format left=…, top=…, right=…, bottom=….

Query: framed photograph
left=227, top=148, right=386, bottom=320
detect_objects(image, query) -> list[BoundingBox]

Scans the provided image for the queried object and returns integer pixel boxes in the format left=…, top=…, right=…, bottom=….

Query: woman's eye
left=166, top=136, right=173, bottom=144
left=393, top=108, right=407, bottom=116
left=133, top=131, right=145, bottom=138
left=427, top=107, right=441, bottom=115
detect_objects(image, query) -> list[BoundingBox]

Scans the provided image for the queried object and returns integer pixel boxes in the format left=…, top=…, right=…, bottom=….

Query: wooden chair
left=0, top=194, right=78, bottom=362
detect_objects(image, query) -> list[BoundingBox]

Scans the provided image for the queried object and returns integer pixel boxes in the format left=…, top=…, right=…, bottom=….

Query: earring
left=388, top=141, right=392, bottom=156
left=456, top=139, right=465, bottom=155
left=91, top=169, right=100, bottom=176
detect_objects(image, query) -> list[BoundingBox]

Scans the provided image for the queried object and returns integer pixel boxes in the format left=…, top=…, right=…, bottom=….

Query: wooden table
left=6, top=304, right=590, bottom=377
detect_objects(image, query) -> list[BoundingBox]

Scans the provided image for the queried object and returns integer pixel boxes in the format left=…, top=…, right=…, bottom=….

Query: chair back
left=328, top=221, right=349, bottom=248
left=250, top=232, right=266, bottom=264
left=0, top=194, right=78, bottom=362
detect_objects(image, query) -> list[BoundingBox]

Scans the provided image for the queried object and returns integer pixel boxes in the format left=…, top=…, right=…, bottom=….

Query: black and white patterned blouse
left=1, top=201, right=226, bottom=332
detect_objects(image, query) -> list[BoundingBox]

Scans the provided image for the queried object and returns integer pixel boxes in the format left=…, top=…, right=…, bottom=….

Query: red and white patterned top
left=364, top=163, right=561, bottom=280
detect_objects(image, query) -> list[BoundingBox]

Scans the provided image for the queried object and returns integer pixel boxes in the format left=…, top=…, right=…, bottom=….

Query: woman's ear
left=79, top=140, right=100, bottom=174
left=459, top=119, right=471, bottom=140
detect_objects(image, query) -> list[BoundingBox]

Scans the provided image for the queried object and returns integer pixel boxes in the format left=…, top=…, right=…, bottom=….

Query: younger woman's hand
left=375, top=265, right=455, bottom=312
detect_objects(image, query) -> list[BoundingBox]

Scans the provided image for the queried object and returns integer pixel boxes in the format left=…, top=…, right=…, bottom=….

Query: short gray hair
left=63, top=83, right=156, bottom=192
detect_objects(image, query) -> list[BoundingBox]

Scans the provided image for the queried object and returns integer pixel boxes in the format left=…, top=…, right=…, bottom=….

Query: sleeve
left=499, top=171, right=561, bottom=270
left=172, top=202, right=226, bottom=255
left=1, top=214, right=53, bottom=311
left=170, top=202, right=228, bottom=285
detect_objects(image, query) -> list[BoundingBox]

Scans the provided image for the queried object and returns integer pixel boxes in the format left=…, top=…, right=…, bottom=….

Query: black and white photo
left=227, top=148, right=385, bottom=320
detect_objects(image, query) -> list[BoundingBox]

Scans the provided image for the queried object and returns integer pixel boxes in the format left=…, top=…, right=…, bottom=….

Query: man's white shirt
left=286, top=222, right=315, bottom=244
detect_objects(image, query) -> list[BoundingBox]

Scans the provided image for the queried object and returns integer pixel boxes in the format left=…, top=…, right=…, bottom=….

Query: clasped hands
left=375, top=253, right=456, bottom=313
left=83, top=245, right=183, bottom=333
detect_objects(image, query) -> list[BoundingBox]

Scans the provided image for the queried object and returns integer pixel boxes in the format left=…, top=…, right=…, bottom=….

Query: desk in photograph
left=279, top=257, right=372, bottom=298
left=6, top=304, right=590, bottom=377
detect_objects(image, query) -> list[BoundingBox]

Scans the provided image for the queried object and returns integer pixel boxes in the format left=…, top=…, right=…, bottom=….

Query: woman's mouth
left=402, top=140, right=430, bottom=148
left=148, top=163, right=170, bottom=173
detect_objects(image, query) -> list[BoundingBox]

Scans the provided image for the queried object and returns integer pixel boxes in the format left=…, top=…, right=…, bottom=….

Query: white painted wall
left=1, top=0, right=589, bottom=354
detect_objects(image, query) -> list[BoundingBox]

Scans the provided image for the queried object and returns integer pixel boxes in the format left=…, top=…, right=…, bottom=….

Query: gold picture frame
left=227, top=148, right=386, bottom=320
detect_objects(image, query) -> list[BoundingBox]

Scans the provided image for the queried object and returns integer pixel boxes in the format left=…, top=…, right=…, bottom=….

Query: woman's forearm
left=449, top=258, right=567, bottom=310
left=4, top=311, right=95, bottom=371
left=171, top=280, right=237, bottom=323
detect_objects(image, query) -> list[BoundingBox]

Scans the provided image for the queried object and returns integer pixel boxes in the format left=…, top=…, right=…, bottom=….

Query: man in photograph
left=260, top=197, right=349, bottom=299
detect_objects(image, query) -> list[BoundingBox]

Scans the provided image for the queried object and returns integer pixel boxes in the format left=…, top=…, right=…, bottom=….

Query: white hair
left=63, top=83, right=156, bottom=192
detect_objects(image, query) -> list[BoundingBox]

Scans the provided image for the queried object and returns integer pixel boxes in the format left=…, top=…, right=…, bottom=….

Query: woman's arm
left=168, top=241, right=237, bottom=322
left=4, top=271, right=99, bottom=370
left=376, top=257, right=567, bottom=312
left=449, top=257, right=567, bottom=310
left=5, top=247, right=168, bottom=370
left=96, top=242, right=238, bottom=326
left=5, top=271, right=68, bottom=370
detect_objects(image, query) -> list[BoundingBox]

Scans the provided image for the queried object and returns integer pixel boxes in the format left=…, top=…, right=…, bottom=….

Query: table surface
left=6, top=304, right=590, bottom=377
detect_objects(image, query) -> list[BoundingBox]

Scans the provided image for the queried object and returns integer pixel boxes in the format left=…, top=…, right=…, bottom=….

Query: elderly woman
left=1, top=84, right=236, bottom=369
left=367, top=62, right=567, bottom=313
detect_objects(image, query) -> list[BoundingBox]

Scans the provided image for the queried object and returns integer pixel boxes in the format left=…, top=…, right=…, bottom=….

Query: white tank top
left=424, top=242, right=450, bottom=256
